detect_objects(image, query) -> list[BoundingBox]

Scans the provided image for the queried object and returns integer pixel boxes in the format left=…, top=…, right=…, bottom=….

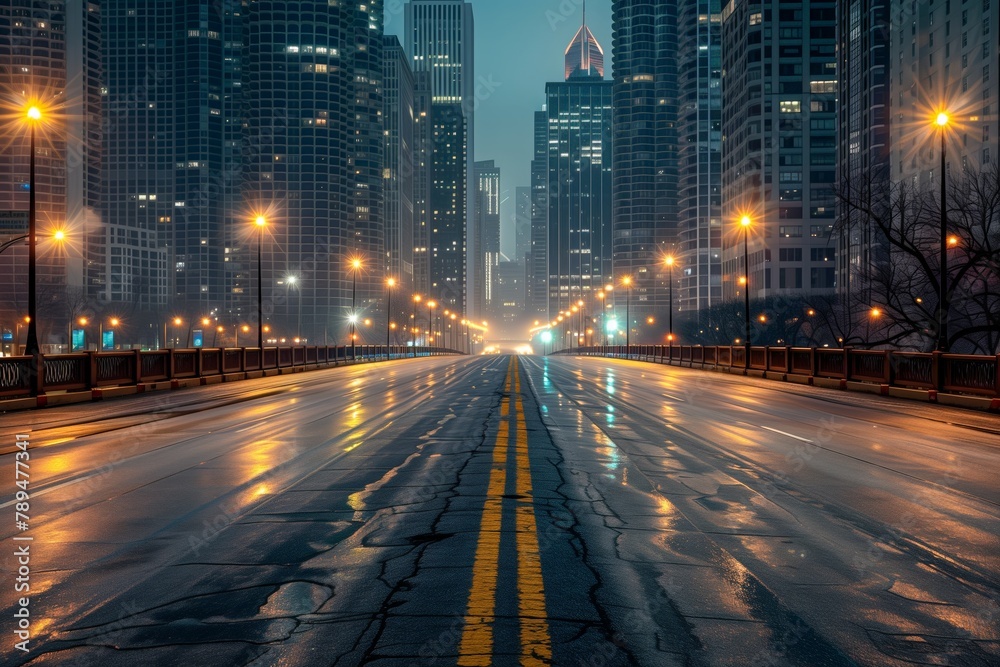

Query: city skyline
left=1, top=0, right=997, bottom=352
left=387, top=0, right=613, bottom=258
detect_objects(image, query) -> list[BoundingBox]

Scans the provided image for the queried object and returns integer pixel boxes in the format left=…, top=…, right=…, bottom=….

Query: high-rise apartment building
left=515, top=186, right=532, bottom=266
left=837, top=0, right=892, bottom=299
left=405, top=0, right=476, bottom=317
left=611, top=0, right=679, bottom=332
left=412, top=70, right=433, bottom=299
left=349, top=1, right=387, bottom=324
left=474, top=160, right=501, bottom=319
left=720, top=0, right=839, bottom=303
left=676, top=0, right=723, bottom=318
left=65, top=0, right=102, bottom=298
left=528, top=109, right=550, bottom=320
left=545, top=22, right=614, bottom=326
left=242, top=1, right=384, bottom=343
left=383, top=35, right=415, bottom=301
left=100, top=1, right=243, bottom=322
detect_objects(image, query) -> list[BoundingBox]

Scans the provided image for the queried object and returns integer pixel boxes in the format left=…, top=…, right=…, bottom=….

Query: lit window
left=779, top=100, right=801, bottom=113
left=810, top=81, right=838, bottom=94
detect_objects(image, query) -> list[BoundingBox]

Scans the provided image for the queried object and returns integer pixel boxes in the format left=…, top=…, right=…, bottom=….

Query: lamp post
left=412, top=294, right=421, bottom=357
left=427, top=300, right=437, bottom=347
left=450, top=313, right=457, bottom=350
left=740, top=215, right=752, bottom=371
left=286, top=274, right=302, bottom=338
left=622, top=276, right=632, bottom=355
left=665, top=256, right=675, bottom=360
left=254, top=215, right=266, bottom=349
left=385, top=278, right=396, bottom=355
left=350, top=258, right=362, bottom=358
left=24, top=105, right=43, bottom=357
left=934, top=111, right=950, bottom=351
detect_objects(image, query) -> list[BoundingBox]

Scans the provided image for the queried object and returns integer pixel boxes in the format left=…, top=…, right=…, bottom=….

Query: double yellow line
left=458, top=356, right=551, bottom=666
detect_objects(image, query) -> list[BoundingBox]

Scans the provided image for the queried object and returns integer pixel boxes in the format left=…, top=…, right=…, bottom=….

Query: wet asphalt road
left=1, top=354, right=997, bottom=666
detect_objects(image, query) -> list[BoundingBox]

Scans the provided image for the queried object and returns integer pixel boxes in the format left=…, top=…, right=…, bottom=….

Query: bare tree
left=835, top=161, right=1000, bottom=353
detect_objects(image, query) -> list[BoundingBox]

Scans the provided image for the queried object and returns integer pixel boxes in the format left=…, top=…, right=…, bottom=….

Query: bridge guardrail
left=0, top=345, right=461, bottom=400
left=555, top=345, right=1000, bottom=398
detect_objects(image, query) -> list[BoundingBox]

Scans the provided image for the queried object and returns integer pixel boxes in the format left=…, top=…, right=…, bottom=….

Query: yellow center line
left=513, top=357, right=552, bottom=665
left=458, top=357, right=552, bottom=666
left=458, top=358, right=514, bottom=666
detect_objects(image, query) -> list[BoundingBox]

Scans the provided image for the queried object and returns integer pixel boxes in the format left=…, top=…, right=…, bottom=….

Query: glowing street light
left=665, top=255, right=675, bottom=357
left=385, top=277, right=396, bottom=353
left=933, top=110, right=950, bottom=351
left=412, top=294, right=421, bottom=357
left=740, top=215, right=753, bottom=370
left=349, top=257, right=363, bottom=358
left=25, top=104, right=45, bottom=358
left=254, top=215, right=267, bottom=349
left=427, top=300, right=437, bottom=347
left=622, top=276, right=632, bottom=352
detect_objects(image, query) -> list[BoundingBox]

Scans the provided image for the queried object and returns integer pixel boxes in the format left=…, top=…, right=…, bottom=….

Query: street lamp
left=665, top=256, right=675, bottom=360
left=450, top=313, right=457, bottom=350
left=238, top=324, right=250, bottom=347
left=385, top=278, right=396, bottom=355
left=740, top=215, right=753, bottom=371
left=427, top=300, right=437, bottom=347
left=622, top=276, right=632, bottom=354
left=934, top=111, right=950, bottom=351
left=540, top=329, right=553, bottom=356
left=286, top=274, right=301, bottom=338
left=349, top=258, right=363, bottom=358
left=254, top=215, right=266, bottom=349
left=24, top=105, right=44, bottom=357
left=412, top=294, right=421, bottom=357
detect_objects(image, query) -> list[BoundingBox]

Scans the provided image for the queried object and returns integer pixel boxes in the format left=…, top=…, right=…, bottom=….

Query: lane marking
left=759, top=424, right=813, bottom=443
left=513, top=357, right=552, bottom=665
left=458, top=358, right=514, bottom=666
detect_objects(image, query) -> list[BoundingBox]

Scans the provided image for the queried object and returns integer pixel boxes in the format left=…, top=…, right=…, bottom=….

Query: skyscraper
left=545, top=21, right=614, bottom=328
left=837, top=0, right=892, bottom=301
left=676, top=0, right=723, bottom=319
left=529, top=109, right=550, bottom=320
left=65, top=0, right=103, bottom=299
left=515, top=186, right=532, bottom=266
left=100, top=1, right=246, bottom=328
left=475, top=160, right=501, bottom=319
left=720, top=0, right=839, bottom=303
left=405, top=0, right=476, bottom=317
left=383, top=35, right=416, bottom=299
left=412, top=70, right=433, bottom=299
left=564, top=4, right=605, bottom=80
left=242, top=0, right=384, bottom=343
left=611, top=0, right=678, bottom=335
